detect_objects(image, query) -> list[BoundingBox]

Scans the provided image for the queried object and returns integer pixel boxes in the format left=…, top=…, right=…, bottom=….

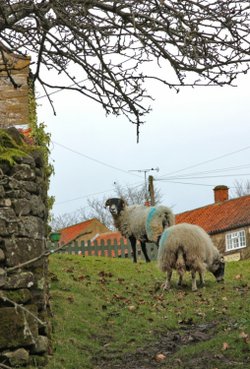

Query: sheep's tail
left=176, top=247, right=186, bottom=275
left=146, top=206, right=175, bottom=243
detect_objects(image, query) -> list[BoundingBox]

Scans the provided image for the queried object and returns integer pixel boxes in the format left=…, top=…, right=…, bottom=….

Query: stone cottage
left=176, top=185, right=250, bottom=261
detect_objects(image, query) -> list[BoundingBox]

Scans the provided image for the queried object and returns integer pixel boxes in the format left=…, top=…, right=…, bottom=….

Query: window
left=225, top=230, right=246, bottom=251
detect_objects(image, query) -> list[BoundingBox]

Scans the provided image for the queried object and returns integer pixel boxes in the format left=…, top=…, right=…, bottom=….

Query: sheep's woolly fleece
left=145, top=205, right=175, bottom=243
left=158, top=223, right=220, bottom=272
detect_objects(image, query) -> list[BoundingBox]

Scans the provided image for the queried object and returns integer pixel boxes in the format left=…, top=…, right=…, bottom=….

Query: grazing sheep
left=157, top=223, right=225, bottom=291
left=105, top=198, right=175, bottom=263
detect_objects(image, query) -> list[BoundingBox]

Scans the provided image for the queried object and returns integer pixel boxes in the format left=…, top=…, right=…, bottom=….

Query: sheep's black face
left=105, top=198, right=125, bottom=216
left=110, top=203, right=119, bottom=215
left=212, top=257, right=225, bottom=282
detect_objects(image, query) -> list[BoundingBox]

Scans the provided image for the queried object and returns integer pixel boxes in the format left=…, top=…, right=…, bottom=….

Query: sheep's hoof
left=162, top=283, right=170, bottom=291
left=192, top=287, right=198, bottom=292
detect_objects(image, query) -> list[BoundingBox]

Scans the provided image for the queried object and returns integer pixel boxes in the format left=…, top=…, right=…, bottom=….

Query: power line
left=36, top=79, right=87, bottom=100
left=158, top=163, right=250, bottom=180
left=53, top=181, right=144, bottom=206
left=157, top=173, right=250, bottom=181
left=158, top=145, right=250, bottom=178
left=158, top=180, right=244, bottom=188
left=51, top=140, right=250, bottom=207
left=52, top=140, right=142, bottom=178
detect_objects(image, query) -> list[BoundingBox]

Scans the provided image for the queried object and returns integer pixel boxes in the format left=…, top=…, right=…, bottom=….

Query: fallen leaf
left=128, top=305, right=136, bottom=312
left=67, top=296, right=74, bottom=303
left=239, top=331, right=250, bottom=343
left=222, top=342, right=229, bottom=351
left=235, top=274, right=242, bottom=280
left=155, top=353, right=167, bottom=362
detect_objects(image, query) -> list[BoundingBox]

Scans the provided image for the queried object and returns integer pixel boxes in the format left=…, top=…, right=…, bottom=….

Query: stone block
left=0, top=267, right=6, bottom=287
left=3, top=238, right=44, bottom=267
left=0, top=198, right=11, bottom=207
left=20, top=180, right=39, bottom=194
left=18, top=216, right=45, bottom=239
left=0, top=185, right=5, bottom=198
left=0, top=289, right=32, bottom=306
left=0, top=220, right=8, bottom=236
left=31, top=195, right=46, bottom=217
left=0, top=207, right=17, bottom=222
left=0, top=248, right=5, bottom=261
left=3, top=348, right=30, bottom=366
left=0, top=305, right=38, bottom=349
left=13, top=198, right=31, bottom=216
left=31, top=335, right=49, bottom=354
left=11, top=164, right=36, bottom=181
left=4, top=271, right=34, bottom=289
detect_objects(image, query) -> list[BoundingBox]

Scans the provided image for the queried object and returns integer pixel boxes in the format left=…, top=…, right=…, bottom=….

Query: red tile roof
left=176, top=195, right=250, bottom=234
left=59, top=219, right=97, bottom=245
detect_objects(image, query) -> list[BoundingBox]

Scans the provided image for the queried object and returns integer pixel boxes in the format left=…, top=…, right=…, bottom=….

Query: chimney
left=213, top=185, right=229, bottom=203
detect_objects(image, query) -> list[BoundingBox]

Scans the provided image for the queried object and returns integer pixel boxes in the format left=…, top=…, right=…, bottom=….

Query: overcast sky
left=37, top=71, right=250, bottom=218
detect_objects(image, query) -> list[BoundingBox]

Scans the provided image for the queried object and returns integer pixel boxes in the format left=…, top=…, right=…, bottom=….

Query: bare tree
left=1, top=1, right=250, bottom=140
left=49, top=211, right=82, bottom=230
left=231, top=179, right=250, bottom=198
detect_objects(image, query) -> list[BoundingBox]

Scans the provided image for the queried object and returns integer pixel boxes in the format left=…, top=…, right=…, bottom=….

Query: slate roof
left=176, top=195, right=250, bottom=234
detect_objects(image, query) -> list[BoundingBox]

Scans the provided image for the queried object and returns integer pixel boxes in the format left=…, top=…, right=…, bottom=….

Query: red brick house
left=176, top=186, right=250, bottom=261
left=59, top=218, right=110, bottom=246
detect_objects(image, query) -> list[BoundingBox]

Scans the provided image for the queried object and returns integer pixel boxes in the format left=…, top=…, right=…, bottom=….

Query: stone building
left=176, top=185, right=250, bottom=261
left=0, top=43, right=31, bottom=128
left=0, top=128, right=51, bottom=367
left=0, top=45, right=50, bottom=367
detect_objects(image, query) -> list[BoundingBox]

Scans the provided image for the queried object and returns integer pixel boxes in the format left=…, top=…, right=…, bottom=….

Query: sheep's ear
left=120, top=199, right=126, bottom=209
left=220, top=256, right=225, bottom=263
left=105, top=199, right=110, bottom=208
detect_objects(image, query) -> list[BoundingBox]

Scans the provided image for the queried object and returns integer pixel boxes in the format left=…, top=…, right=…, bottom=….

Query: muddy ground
left=94, top=321, right=249, bottom=369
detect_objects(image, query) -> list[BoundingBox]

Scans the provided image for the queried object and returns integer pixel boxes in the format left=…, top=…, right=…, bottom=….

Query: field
left=45, top=254, right=250, bottom=369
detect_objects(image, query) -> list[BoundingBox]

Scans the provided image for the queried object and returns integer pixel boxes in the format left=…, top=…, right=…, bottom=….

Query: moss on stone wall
left=0, top=128, right=29, bottom=165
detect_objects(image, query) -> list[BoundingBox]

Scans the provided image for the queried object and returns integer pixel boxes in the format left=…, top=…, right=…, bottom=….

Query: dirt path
left=95, top=321, right=248, bottom=369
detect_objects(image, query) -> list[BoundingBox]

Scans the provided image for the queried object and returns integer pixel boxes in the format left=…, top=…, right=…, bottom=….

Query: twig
left=0, top=363, right=13, bottom=369
left=6, top=241, right=69, bottom=273
left=6, top=231, right=91, bottom=273
left=0, top=293, right=46, bottom=326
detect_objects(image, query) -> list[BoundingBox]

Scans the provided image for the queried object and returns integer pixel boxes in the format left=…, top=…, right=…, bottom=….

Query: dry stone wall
left=0, top=130, right=51, bottom=367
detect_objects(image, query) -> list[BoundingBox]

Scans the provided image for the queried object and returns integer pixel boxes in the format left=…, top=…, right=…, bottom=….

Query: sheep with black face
left=157, top=223, right=225, bottom=291
left=105, top=198, right=175, bottom=263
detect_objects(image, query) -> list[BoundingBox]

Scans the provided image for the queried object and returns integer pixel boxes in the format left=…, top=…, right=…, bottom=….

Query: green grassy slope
left=46, top=255, right=250, bottom=369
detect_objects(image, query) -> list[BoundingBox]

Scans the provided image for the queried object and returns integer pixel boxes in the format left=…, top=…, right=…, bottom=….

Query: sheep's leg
left=199, top=272, right=205, bottom=287
left=129, top=236, right=137, bottom=263
left=176, top=250, right=185, bottom=286
left=191, top=270, right=198, bottom=291
left=162, top=269, right=172, bottom=290
left=140, top=241, right=150, bottom=263
left=178, top=274, right=183, bottom=286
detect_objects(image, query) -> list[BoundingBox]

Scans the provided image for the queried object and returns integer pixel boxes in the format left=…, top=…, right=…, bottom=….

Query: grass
left=45, top=255, right=250, bottom=369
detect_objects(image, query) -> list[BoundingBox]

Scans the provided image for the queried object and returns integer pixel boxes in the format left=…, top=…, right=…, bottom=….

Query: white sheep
left=105, top=198, right=175, bottom=263
left=157, top=223, right=225, bottom=291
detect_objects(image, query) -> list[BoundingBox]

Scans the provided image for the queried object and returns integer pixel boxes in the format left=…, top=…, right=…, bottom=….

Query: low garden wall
left=0, top=128, right=50, bottom=367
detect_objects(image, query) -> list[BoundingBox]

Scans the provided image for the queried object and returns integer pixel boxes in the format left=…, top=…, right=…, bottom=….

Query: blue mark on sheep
left=159, top=228, right=171, bottom=250
left=145, top=207, right=157, bottom=239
